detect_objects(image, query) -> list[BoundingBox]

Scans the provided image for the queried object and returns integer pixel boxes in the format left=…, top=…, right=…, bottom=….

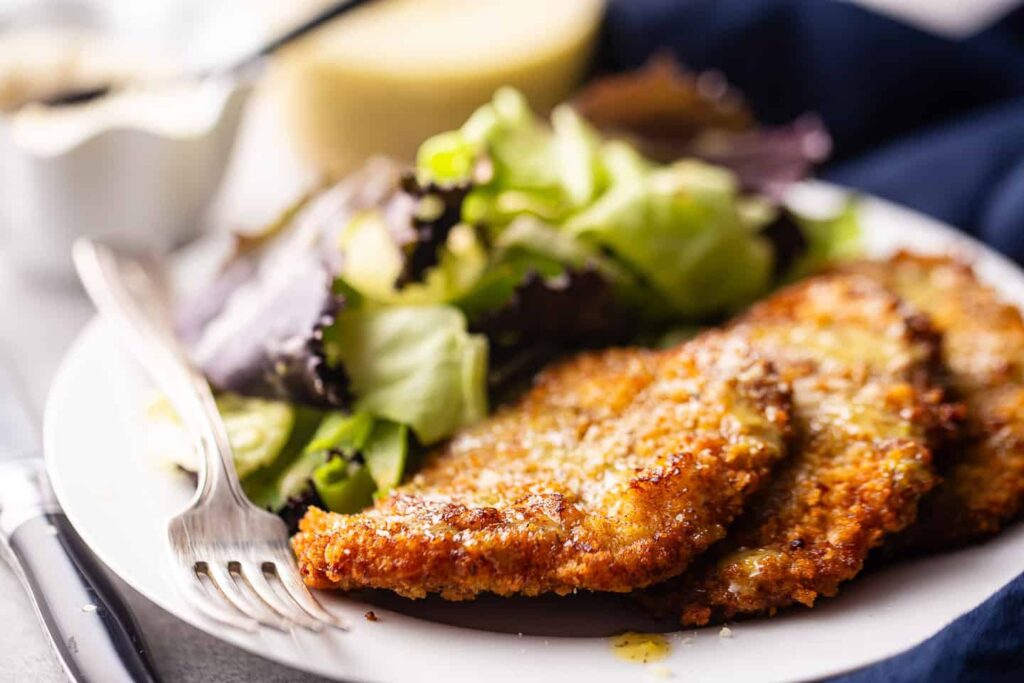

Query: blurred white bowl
left=0, top=78, right=251, bottom=277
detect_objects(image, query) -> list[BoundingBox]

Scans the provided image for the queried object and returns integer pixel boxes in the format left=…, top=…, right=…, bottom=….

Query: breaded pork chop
left=645, top=274, right=945, bottom=626
left=293, top=334, right=791, bottom=599
left=846, top=254, right=1024, bottom=553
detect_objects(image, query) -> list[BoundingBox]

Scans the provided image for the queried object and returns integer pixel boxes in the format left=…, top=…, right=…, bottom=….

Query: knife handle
left=8, top=513, right=160, bottom=683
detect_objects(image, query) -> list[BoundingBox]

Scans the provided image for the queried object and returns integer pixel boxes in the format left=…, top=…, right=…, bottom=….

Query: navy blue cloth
left=600, top=1, right=1024, bottom=681
left=836, top=574, right=1024, bottom=682
left=602, top=0, right=1024, bottom=263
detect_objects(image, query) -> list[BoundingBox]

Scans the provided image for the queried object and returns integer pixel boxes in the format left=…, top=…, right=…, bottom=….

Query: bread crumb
left=719, top=626, right=733, bottom=638
left=364, top=610, right=378, bottom=622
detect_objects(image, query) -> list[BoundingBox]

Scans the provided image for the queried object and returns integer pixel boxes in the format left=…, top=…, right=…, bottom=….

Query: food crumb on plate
left=364, top=610, right=378, bottom=622
left=719, top=626, right=733, bottom=638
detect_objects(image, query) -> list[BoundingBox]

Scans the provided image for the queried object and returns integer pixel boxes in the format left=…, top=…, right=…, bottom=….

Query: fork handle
left=8, top=513, right=160, bottom=683
left=73, top=239, right=251, bottom=509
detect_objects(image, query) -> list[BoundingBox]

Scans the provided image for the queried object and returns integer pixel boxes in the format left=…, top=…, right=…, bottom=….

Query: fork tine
left=178, top=565, right=259, bottom=633
left=272, top=561, right=348, bottom=629
left=237, top=562, right=323, bottom=632
left=203, top=563, right=291, bottom=632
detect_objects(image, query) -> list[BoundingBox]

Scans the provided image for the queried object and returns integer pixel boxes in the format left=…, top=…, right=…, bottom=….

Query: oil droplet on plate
left=610, top=631, right=670, bottom=664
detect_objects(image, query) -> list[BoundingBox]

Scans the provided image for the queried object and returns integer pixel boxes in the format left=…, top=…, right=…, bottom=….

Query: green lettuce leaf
left=787, top=199, right=862, bottom=279
left=600, top=140, right=654, bottom=186
left=300, top=415, right=409, bottom=510
left=419, top=89, right=608, bottom=226
left=144, top=394, right=297, bottom=477
left=312, top=457, right=376, bottom=514
left=363, top=421, right=408, bottom=492
left=241, top=410, right=387, bottom=515
left=276, top=410, right=374, bottom=511
left=327, top=306, right=488, bottom=444
left=213, top=394, right=295, bottom=479
left=303, top=410, right=374, bottom=455
left=566, top=160, right=773, bottom=317
left=239, top=406, right=324, bottom=511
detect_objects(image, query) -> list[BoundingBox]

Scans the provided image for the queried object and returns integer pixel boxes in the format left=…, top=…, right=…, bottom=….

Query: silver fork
left=73, top=238, right=344, bottom=634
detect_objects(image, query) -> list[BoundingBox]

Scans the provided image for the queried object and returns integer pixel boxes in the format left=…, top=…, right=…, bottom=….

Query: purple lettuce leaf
left=180, top=160, right=403, bottom=407
left=678, top=116, right=831, bottom=198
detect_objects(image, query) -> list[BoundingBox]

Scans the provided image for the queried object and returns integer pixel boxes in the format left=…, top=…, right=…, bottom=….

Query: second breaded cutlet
left=846, top=253, right=1024, bottom=553
left=293, top=334, right=791, bottom=599
left=644, top=274, right=947, bottom=626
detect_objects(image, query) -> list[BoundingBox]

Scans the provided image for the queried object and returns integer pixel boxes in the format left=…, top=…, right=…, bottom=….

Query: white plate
left=44, top=183, right=1024, bottom=683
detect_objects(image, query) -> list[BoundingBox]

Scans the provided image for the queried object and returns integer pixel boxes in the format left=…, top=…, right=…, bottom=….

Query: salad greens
left=564, top=160, right=773, bottom=317
left=788, top=200, right=862, bottom=280
left=238, top=407, right=410, bottom=521
left=183, top=87, right=860, bottom=525
left=215, top=394, right=295, bottom=479
left=326, top=306, right=488, bottom=445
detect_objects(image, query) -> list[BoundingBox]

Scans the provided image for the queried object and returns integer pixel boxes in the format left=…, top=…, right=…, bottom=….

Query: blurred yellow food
left=269, top=0, right=604, bottom=176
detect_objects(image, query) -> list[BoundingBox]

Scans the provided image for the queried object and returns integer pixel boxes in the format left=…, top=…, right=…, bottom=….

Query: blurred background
left=2, top=0, right=1021, bottom=277
left=0, top=0, right=608, bottom=279
left=1, top=0, right=1023, bottom=680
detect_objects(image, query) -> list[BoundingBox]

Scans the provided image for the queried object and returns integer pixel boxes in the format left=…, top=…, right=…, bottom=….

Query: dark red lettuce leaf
left=393, top=173, right=473, bottom=287
left=574, top=54, right=831, bottom=195
left=760, top=207, right=810, bottom=278
left=471, top=268, right=633, bottom=345
left=278, top=486, right=325, bottom=534
left=574, top=53, right=752, bottom=141
left=472, top=268, right=636, bottom=394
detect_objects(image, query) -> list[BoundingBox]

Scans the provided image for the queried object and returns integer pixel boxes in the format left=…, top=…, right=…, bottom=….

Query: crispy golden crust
left=845, top=254, right=1024, bottom=552
left=292, top=335, right=791, bottom=599
left=645, top=274, right=944, bottom=626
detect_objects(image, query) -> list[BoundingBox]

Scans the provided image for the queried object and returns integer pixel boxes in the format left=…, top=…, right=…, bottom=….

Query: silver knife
left=0, top=357, right=159, bottom=683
